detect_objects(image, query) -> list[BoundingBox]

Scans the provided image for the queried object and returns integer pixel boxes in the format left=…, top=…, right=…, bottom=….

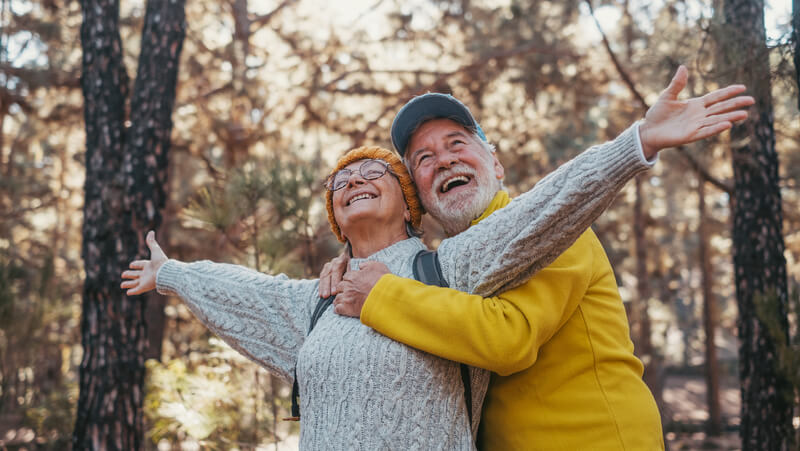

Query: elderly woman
left=122, top=141, right=653, bottom=449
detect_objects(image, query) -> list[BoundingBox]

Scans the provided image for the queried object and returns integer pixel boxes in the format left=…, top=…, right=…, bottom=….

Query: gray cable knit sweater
left=156, top=124, right=652, bottom=450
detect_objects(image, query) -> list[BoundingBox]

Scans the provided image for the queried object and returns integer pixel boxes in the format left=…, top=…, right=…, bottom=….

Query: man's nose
left=435, top=151, right=458, bottom=169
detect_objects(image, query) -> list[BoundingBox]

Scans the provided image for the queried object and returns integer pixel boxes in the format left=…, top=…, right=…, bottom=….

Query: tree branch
left=676, top=146, right=733, bottom=194
left=250, top=0, right=297, bottom=30
left=584, top=0, right=732, bottom=193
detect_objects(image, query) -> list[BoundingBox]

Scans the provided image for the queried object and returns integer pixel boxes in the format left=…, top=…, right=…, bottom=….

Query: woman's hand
left=120, top=230, right=168, bottom=296
left=319, top=252, right=350, bottom=298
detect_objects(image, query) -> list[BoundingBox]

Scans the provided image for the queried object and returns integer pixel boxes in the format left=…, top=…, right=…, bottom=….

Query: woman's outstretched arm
left=122, top=231, right=319, bottom=381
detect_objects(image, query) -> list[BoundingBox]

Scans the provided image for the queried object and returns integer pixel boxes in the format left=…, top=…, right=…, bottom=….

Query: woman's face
left=331, top=159, right=410, bottom=242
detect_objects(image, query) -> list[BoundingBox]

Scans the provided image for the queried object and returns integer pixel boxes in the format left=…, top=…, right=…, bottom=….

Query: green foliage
left=183, top=155, right=322, bottom=275
left=23, top=381, right=78, bottom=450
left=144, top=338, right=297, bottom=449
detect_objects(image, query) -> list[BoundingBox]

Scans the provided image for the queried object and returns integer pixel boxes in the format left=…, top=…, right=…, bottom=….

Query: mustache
left=430, top=164, right=477, bottom=194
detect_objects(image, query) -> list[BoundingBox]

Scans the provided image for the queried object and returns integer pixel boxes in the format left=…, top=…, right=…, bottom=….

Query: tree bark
left=698, top=179, right=722, bottom=436
left=793, top=0, right=799, bottom=109
left=719, top=1, right=793, bottom=448
left=75, top=0, right=184, bottom=447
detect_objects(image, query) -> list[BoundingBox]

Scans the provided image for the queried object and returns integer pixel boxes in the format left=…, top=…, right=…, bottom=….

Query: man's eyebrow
left=409, top=146, right=428, bottom=163
left=445, top=131, right=469, bottom=145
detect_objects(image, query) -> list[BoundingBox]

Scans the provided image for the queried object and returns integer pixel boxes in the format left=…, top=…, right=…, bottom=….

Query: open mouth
left=440, top=175, right=471, bottom=193
left=346, top=192, right=377, bottom=206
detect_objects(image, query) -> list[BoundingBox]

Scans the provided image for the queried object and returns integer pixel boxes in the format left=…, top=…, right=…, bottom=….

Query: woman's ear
left=404, top=206, right=411, bottom=223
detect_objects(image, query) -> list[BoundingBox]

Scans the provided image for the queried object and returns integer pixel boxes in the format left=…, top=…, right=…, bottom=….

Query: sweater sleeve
left=437, top=122, right=651, bottom=297
left=361, top=230, right=596, bottom=375
left=156, top=259, right=319, bottom=382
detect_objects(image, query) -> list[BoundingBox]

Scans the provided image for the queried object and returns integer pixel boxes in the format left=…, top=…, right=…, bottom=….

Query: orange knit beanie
left=325, top=146, right=422, bottom=243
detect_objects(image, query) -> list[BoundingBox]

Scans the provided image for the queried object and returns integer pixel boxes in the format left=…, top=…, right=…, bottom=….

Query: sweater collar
left=471, top=190, right=510, bottom=226
left=349, top=237, right=426, bottom=273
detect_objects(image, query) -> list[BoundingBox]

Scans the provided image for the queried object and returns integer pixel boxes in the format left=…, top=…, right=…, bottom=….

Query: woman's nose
left=346, top=173, right=366, bottom=187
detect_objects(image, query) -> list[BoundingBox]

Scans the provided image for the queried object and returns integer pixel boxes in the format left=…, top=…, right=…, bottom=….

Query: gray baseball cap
left=390, top=93, right=487, bottom=157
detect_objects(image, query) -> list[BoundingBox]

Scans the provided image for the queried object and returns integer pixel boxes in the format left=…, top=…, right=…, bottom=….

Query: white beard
left=421, top=163, right=500, bottom=236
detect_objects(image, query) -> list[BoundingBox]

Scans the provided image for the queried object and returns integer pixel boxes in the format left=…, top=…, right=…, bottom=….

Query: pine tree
left=74, top=0, right=185, bottom=447
left=718, top=0, right=793, bottom=448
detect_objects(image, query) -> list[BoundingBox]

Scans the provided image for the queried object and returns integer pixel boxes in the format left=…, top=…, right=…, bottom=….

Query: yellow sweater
left=361, top=191, right=664, bottom=450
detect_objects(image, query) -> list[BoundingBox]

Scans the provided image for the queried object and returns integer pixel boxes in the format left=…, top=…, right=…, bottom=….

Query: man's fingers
left=706, top=95, right=754, bottom=116
left=337, top=280, right=353, bottom=291
left=705, top=110, right=748, bottom=127
left=359, top=261, right=381, bottom=270
left=332, top=299, right=359, bottom=318
left=694, top=122, right=733, bottom=141
left=701, top=84, right=748, bottom=107
left=121, top=270, right=141, bottom=279
left=663, top=65, right=688, bottom=98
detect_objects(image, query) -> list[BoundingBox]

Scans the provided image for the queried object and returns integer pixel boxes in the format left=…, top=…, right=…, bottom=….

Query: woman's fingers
left=120, top=280, right=136, bottom=289
left=129, top=260, right=147, bottom=270
left=146, top=230, right=166, bottom=258
left=121, top=270, right=141, bottom=279
left=320, top=263, right=332, bottom=297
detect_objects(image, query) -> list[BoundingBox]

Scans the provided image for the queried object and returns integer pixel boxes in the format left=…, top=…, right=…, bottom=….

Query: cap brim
left=391, top=93, right=477, bottom=157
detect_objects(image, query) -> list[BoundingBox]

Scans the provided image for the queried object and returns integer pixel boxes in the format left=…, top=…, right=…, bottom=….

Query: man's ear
left=491, top=153, right=505, bottom=180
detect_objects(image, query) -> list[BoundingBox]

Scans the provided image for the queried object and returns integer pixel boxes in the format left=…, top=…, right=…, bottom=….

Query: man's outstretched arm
left=357, top=231, right=598, bottom=375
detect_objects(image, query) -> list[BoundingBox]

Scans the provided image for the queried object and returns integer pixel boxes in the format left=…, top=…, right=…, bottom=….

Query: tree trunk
left=698, top=179, right=722, bottom=436
left=719, top=1, right=793, bottom=448
left=74, top=0, right=185, bottom=447
left=793, top=0, right=799, bottom=109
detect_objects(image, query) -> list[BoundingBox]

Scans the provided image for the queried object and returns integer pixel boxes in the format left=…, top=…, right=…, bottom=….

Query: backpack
left=286, top=250, right=473, bottom=424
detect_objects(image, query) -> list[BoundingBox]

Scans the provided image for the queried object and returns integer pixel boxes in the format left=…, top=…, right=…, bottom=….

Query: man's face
left=405, top=118, right=504, bottom=235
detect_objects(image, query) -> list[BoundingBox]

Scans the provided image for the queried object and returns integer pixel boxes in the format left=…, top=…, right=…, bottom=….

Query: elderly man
left=321, top=66, right=752, bottom=450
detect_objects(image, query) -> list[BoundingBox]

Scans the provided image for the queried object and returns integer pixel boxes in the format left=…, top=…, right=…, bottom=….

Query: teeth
left=441, top=176, right=470, bottom=193
left=347, top=193, right=375, bottom=205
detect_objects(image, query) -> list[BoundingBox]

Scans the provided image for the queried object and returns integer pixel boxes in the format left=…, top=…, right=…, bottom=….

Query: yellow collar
left=471, top=190, right=511, bottom=226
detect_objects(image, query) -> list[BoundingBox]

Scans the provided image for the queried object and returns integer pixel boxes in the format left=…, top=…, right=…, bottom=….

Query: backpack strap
left=286, top=250, right=474, bottom=425
left=285, top=294, right=335, bottom=421
left=412, top=250, right=473, bottom=426
left=412, top=249, right=447, bottom=287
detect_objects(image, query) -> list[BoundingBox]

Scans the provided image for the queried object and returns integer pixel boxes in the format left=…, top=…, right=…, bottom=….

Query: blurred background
left=1, top=0, right=798, bottom=449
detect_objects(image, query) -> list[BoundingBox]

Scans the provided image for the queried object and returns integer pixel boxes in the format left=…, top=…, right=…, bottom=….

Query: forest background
left=1, top=0, right=799, bottom=449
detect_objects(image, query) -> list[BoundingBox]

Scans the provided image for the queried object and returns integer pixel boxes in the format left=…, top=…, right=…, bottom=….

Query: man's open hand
left=639, top=65, right=755, bottom=158
left=333, top=261, right=390, bottom=318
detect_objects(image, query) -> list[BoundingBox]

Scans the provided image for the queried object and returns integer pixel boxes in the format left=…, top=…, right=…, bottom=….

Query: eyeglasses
left=324, top=159, right=392, bottom=191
